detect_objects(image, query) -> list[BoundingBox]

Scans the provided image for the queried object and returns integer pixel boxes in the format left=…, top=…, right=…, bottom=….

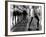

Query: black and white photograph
left=10, top=5, right=42, bottom=32
left=5, top=1, right=45, bottom=35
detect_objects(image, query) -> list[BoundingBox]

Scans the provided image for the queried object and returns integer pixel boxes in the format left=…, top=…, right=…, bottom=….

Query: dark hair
left=13, top=5, right=15, bottom=8
left=13, top=11, right=22, bottom=16
left=32, top=6, right=35, bottom=9
left=23, top=5, right=26, bottom=8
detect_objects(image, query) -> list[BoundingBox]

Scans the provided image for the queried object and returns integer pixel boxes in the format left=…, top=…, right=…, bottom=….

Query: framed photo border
left=5, top=1, right=45, bottom=36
